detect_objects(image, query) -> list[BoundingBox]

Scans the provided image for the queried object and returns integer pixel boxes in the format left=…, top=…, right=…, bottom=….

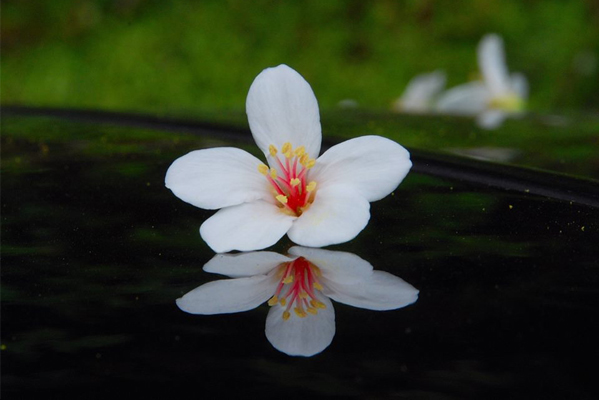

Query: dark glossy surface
left=2, top=113, right=598, bottom=398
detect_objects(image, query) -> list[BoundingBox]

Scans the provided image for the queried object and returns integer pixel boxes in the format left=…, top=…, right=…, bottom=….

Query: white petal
left=395, top=70, right=446, bottom=113
left=203, top=252, right=293, bottom=278
left=436, top=82, right=490, bottom=115
left=287, top=185, right=370, bottom=248
left=288, top=247, right=374, bottom=284
left=176, top=275, right=276, bottom=315
left=165, top=147, right=270, bottom=210
left=310, top=136, right=412, bottom=202
left=478, top=34, right=512, bottom=97
left=265, top=294, right=335, bottom=357
left=476, top=110, right=507, bottom=130
left=200, top=201, right=296, bottom=253
left=510, top=72, right=529, bottom=99
left=326, top=271, right=419, bottom=311
left=246, top=64, right=322, bottom=159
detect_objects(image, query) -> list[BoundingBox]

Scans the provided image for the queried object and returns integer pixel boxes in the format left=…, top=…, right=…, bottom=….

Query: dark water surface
left=2, top=113, right=598, bottom=398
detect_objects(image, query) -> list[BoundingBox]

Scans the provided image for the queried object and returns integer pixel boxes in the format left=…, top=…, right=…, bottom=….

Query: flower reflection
left=176, top=247, right=419, bottom=357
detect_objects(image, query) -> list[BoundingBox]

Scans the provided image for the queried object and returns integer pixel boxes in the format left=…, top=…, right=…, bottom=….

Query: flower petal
left=287, top=185, right=370, bottom=248
left=265, top=294, right=335, bottom=357
left=326, top=271, right=419, bottom=311
left=288, top=247, right=373, bottom=284
left=476, top=110, right=507, bottom=130
left=203, top=252, right=293, bottom=278
left=510, top=72, right=529, bottom=99
left=176, top=275, right=276, bottom=315
left=310, top=136, right=412, bottom=202
left=246, top=64, right=322, bottom=159
left=165, top=147, right=270, bottom=210
left=436, top=81, right=490, bottom=115
left=200, top=201, right=296, bottom=253
left=395, top=70, right=446, bottom=113
left=478, top=34, right=512, bottom=97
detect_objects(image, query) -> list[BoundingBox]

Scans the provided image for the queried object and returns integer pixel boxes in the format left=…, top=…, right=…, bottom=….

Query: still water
left=2, top=114, right=597, bottom=398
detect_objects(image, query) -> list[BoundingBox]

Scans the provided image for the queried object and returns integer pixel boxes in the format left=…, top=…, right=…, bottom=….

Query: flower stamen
left=259, top=142, right=318, bottom=216
left=267, top=257, right=326, bottom=321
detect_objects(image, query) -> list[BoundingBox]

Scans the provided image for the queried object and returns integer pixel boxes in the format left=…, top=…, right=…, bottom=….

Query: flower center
left=267, top=257, right=326, bottom=321
left=258, top=142, right=317, bottom=217
left=489, top=93, right=524, bottom=112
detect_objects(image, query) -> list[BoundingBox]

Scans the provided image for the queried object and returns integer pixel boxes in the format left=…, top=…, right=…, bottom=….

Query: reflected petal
left=176, top=275, right=276, bottom=315
left=203, top=252, right=293, bottom=278
left=288, top=246, right=374, bottom=284
left=265, top=295, right=335, bottom=357
left=326, top=271, right=419, bottom=311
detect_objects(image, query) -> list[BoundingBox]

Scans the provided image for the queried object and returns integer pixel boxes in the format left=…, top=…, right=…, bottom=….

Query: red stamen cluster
left=268, top=257, right=326, bottom=320
left=258, top=143, right=317, bottom=217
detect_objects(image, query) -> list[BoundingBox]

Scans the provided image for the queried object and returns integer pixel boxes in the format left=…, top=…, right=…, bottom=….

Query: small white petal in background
left=176, top=248, right=419, bottom=357
left=393, top=70, right=446, bottom=114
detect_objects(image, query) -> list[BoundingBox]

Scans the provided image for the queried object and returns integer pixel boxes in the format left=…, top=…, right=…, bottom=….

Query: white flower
left=393, top=70, right=446, bottom=114
left=165, top=65, right=412, bottom=252
left=436, top=34, right=528, bottom=129
left=176, top=247, right=419, bottom=357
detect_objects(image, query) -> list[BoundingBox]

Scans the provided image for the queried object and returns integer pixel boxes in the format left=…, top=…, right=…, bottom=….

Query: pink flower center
left=258, top=142, right=317, bottom=217
left=267, top=257, right=326, bottom=320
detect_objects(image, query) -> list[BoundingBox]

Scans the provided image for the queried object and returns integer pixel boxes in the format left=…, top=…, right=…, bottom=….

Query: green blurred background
left=2, top=0, right=598, bottom=114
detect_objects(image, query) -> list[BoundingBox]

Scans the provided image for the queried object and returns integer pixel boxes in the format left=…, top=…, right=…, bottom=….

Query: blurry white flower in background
left=436, top=34, right=528, bottom=129
left=393, top=70, right=446, bottom=114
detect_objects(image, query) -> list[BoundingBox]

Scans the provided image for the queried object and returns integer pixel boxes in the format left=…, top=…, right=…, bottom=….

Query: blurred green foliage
left=2, top=0, right=598, bottom=115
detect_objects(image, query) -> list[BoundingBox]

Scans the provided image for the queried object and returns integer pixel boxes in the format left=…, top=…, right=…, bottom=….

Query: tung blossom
left=166, top=65, right=412, bottom=252
left=393, top=70, right=446, bottom=114
left=436, top=34, right=528, bottom=129
left=176, top=247, right=419, bottom=357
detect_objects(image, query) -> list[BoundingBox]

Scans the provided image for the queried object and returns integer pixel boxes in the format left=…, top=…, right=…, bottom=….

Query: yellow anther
left=269, top=145, right=278, bottom=157
left=306, top=159, right=316, bottom=169
left=281, top=142, right=292, bottom=154
left=299, top=291, right=309, bottom=299
left=310, top=300, right=326, bottom=309
left=279, top=298, right=287, bottom=306
left=284, top=150, right=293, bottom=159
left=294, top=146, right=306, bottom=157
left=267, top=296, right=278, bottom=306
left=290, top=178, right=301, bottom=187
left=294, top=307, right=307, bottom=318
left=299, top=154, right=309, bottom=165
left=306, top=307, right=318, bottom=315
left=313, top=282, right=323, bottom=291
left=258, top=164, right=269, bottom=175
left=282, top=311, right=291, bottom=321
left=282, top=275, right=294, bottom=284
left=276, top=195, right=288, bottom=204
left=306, top=181, right=317, bottom=192
left=270, top=169, right=277, bottom=179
